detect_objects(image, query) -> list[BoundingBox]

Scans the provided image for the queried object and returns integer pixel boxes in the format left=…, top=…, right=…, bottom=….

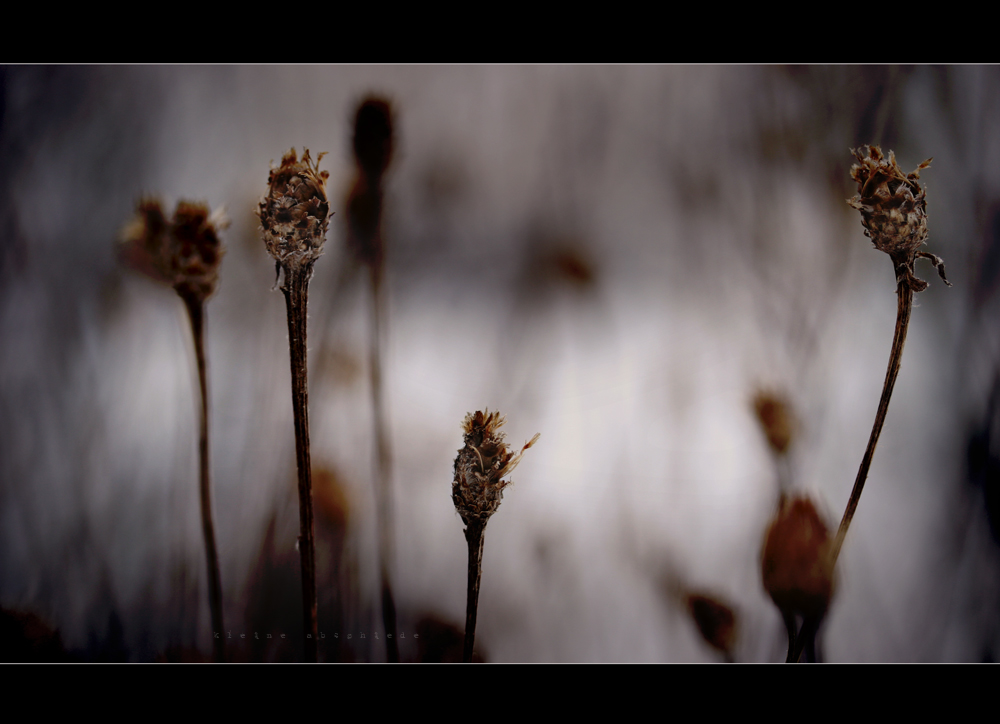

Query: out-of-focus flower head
left=119, top=198, right=227, bottom=302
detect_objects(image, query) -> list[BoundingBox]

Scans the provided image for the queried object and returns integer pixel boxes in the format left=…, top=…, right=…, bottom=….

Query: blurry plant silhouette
left=761, top=494, right=835, bottom=662
left=345, top=96, right=400, bottom=661
left=118, top=198, right=228, bottom=661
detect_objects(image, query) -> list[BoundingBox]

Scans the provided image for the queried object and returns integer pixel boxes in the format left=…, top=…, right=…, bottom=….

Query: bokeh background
left=2, top=65, right=1000, bottom=662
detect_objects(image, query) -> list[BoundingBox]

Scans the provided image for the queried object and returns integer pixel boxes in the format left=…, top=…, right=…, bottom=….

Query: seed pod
left=761, top=495, right=835, bottom=624
left=847, top=145, right=949, bottom=292
left=258, top=148, right=331, bottom=269
left=119, top=198, right=227, bottom=303
left=752, top=391, right=795, bottom=457
left=452, top=410, right=539, bottom=529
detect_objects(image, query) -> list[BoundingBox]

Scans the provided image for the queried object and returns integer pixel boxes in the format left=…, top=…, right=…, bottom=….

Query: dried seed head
left=848, top=145, right=950, bottom=292
left=761, top=496, right=835, bottom=623
left=258, top=148, right=331, bottom=269
left=119, top=198, right=227, bottom=302
left=346, top=98, right=394, bottom=270
left=452, top=410, right=540, bottom=529
left=353, top=97, right=394, bottom=183
left=752, top=390, right=795, bottom=457
left=685, top=593, right=737, bottom=656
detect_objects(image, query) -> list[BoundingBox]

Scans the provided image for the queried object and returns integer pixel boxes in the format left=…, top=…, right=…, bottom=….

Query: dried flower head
left=761, top=495, right=835, bottom=623
left=452, top=410, right=540, bottom=528
left=353, top=97, right=394, bottom=182
left=848, top=145, right=950, bottom=292
left=685, top=593, right=737, bottom=656
left=258, top=148, right=331, bottom=268
left=119, top=198, right=227, bottom=302
left=752, top=390, right=795, bottom=457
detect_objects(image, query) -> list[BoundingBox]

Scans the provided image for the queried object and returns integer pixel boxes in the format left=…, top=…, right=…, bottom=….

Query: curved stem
left=282, top=264, right=319, bottom=662
left=181, top=292, right=225, bottom=663
left=463, top=520, right=486, bottom=663
left=831, top=278, right=913, bottom=566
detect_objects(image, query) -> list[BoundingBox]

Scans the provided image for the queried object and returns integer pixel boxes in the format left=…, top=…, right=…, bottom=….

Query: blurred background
left=2, top=65, right=999, bottom=662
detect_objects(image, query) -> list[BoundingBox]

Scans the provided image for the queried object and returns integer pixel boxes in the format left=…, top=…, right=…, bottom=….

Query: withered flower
left=452, top=410, right=540, bottom=528
left=847, top=145, right=950, bottom=292
left=258, top=148, right=331, bottom=270
left=761, top=496, right=835, bottom=624
left=453, top=409, right=539, bottom=662
left=761, top=495, right=834, bottom=662
left=685, top=593, right=737, bottom=658
left=752, top=390, right=795, bottom=457
left=257, top=147, right=330, bottom=662
left=117, top=197, right=228, bottom=661
left=119, top=198, right=227, bottom=302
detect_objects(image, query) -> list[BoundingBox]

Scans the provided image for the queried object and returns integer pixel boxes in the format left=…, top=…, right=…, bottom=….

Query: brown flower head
left=452, top=410, right=540, bottom=529
left=258, top=148, right=331, bottom=268
left=761, top=495, right=835, bottom=623
left=119, top=198, right=227, bottom=302
left=847, top=145, right=950, bottom=292
left=685, top=593, right=737, bottom=656
left=752, top=390, right=795, bottom=457
left=352, top=97, right=394, bottom=183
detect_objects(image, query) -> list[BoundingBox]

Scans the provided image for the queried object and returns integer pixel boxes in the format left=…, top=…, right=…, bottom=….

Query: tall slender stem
left=181, top=292, right=225, bottom=663
left=463, top=520, right=486, bottom=663
left=369, top=264, right=399, bottom=662
left=282, top=264, right=319, bottom=662
left=831, top=277, right=913, bottom=565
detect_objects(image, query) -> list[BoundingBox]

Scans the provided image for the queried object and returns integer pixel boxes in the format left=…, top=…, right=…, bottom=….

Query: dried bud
left=353, top=97, right=394, bottom=183
left=685, top=593, right=737, bottom=656
left=119, top=198, right=227, bottom=302
left=761, top=496, right=835, bottom=624
left=258, top=148, right=331, bottom=269
left=346, top=98, right=394, bottom=270
left=452, top=410, right=539, bottom=529
left=752, top=391, right=795, bottom=456
left=848, top=145, right=950, bottom=292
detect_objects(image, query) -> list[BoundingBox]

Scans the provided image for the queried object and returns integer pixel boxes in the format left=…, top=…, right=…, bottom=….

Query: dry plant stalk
left=119, top=199, right=228, bottom=662
left=258, top=148, right=331, bottom=662
left=832, top=146, right=951, bottom=566
left=346, top=97, right=399, bottom=660
left=452, top=410, right=539, bottom=662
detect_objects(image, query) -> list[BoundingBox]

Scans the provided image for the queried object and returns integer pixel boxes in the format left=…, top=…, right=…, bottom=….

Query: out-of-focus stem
left=282, top=264, right=319, bottom=663
left=463, top=520, right=486, bottom=663
left=369, top=263, right=399, bottom=662
left=181, top=292, right=225, bottom=663
left=831, top=277, right=913, bottom=566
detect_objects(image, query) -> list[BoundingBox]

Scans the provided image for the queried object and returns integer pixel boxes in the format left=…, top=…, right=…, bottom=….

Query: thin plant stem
left=369, top=263, right=399, bottom=662
left=463, top=520, right=486, bottom=663
left=831, top=278, right=913, bottom=566
left=180, top=291, right=225, bottom=663
left=282, top=264, right=319, bottom=663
